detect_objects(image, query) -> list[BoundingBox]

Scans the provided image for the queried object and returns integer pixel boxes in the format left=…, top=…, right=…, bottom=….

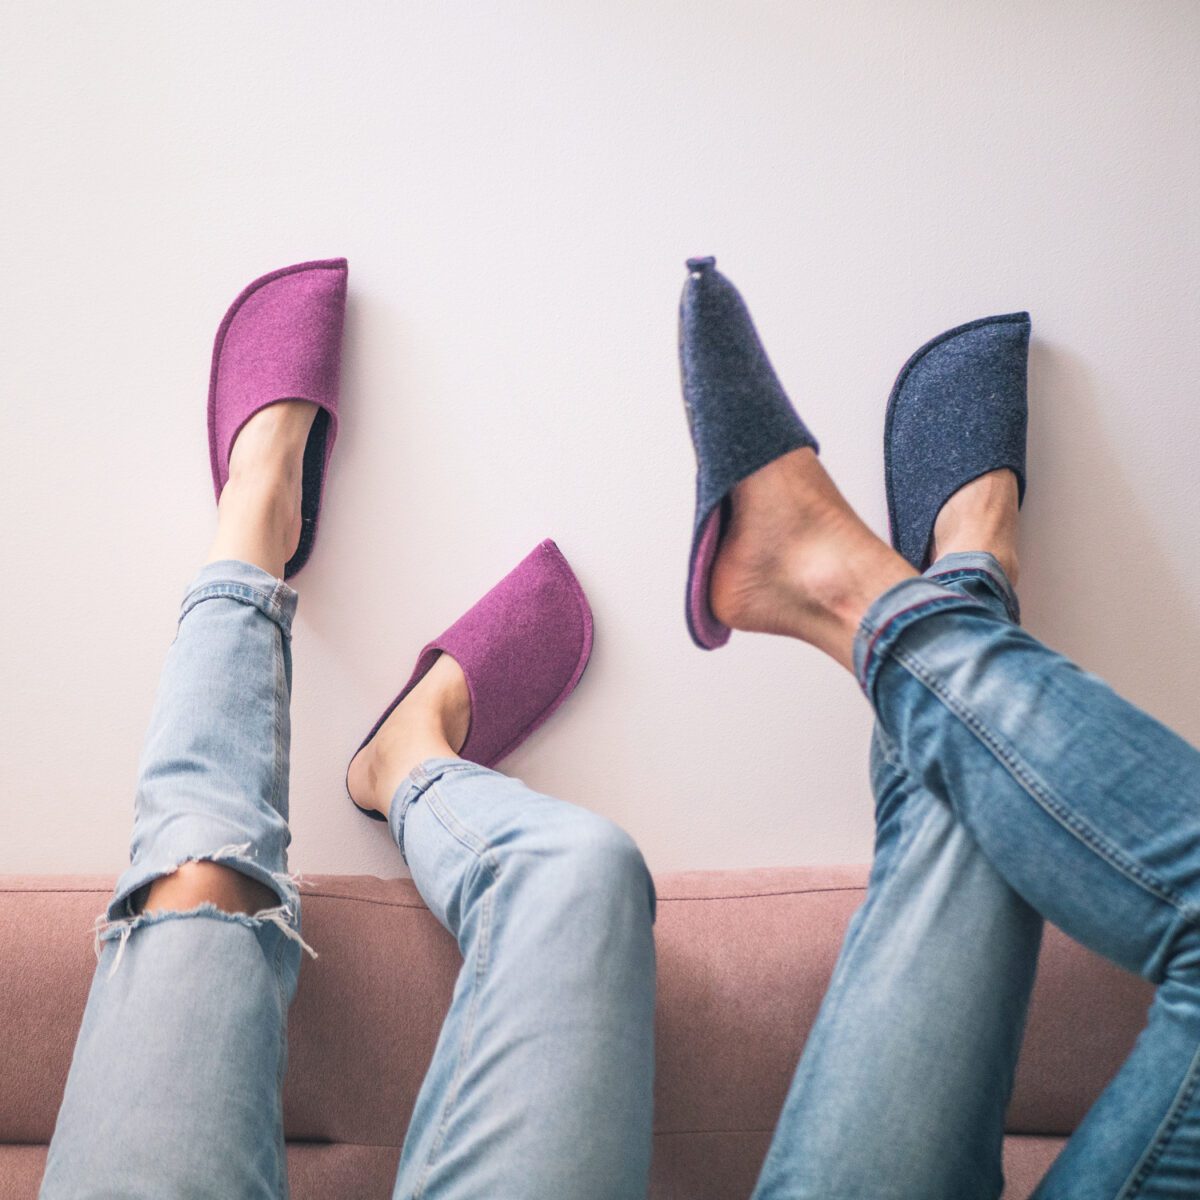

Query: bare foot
left=347, top=652, right=472, bottom=819
left=206, top=399, right=318, bottom=578
left=931, top=468, right=1020, bottom=587
left=708, top=447, right=916, bottom=671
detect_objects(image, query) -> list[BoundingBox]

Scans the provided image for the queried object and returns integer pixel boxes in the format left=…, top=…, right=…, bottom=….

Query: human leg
left=718, top=445, right=1200, bottom=1198
left=751, top=552, right=1043, bottom=1200
left=677, top=264, right=1051, bottom=1195
left=857, top=572, right=1200, bottom=1198
left=40, top=403, right=319, bottom=1200
left=348, top=653, right=657, bottom=1200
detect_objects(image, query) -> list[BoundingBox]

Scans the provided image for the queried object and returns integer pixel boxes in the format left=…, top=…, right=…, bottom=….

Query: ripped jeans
left=39, top=560, right=657, bottom=1200
left=39, top=562, right=311, bottom=1199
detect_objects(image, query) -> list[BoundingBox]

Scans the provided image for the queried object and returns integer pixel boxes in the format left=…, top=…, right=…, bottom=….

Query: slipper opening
left=284, top=407, right=330, bottom=578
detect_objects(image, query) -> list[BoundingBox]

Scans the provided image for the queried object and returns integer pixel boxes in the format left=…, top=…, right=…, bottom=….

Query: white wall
left=3, top=2, right=1198, bottom=881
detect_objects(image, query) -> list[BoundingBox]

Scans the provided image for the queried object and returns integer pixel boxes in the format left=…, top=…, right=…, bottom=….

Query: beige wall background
left=3, top=1, right=1198, bottom=882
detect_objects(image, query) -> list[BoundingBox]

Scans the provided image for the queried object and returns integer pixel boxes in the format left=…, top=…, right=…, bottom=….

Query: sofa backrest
left=0, top=868, right=1153, bottom=1199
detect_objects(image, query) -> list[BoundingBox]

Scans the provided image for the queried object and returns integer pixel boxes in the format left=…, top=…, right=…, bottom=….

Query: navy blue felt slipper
left=884, top=312, right=1031, bottom=570
left=678, top=257, right=819, bottom=649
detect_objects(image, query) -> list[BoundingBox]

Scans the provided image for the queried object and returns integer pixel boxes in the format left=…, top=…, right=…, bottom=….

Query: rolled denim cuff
left=854, top=577, right=991, bottom=700
left=388, top=756, right=492, bottom=863
left=179, top=559, right=299, bottom=637
left=925, top=550, right=1020, bottom=625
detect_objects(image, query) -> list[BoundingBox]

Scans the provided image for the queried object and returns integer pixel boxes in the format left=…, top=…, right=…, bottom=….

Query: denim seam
left=395, top=794, right=414, bottom=863
left=270, top=628, right=284, bottom=818
left=420, top=759, right=492, bottom=783
left=394, top=762, right=494, bottom=861
left=413, top=877, right=495, bottom=1198
left=407, top=774, right=501, bottom=1197
left=180, top=582, right=292, bottom=637
left=858, top=592, right=977, bottom=695
left=269, top=579, right=290, bottom=620
left=183, top=581, right=276, bottom=608
left=926, top=567, right=1019, bottom=624
left=1116, top=1034, right=1200, bottom=1197
left=420, top=779, right=503, bottom=874
left=273, top=921, right=289, bottom=1061
left=892, top=645, right=1196, bottom=919
left=271, top=928, right=290, bottom=1200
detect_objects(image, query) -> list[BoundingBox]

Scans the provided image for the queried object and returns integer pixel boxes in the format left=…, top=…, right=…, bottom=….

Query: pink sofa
left=0, top=867, right=1151, bottom=1198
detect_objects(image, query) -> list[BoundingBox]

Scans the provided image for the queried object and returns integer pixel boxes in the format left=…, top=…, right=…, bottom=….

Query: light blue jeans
left=39, top=560, right=657, bottom=1200
left=754, top=552, right=1200, bottom=1199
left=40, top=550, right=1200, bottom=1198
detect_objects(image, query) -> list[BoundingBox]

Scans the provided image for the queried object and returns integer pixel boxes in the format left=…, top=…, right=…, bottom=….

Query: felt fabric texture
left=677, top=257, right=819, bottom=650
left=885, top=312, right=1031, bottom=570
left=208, top=258, right=349, bottom=578
left=348, top=539, right=593, bottom=821
left=1, top=869, right=1153, bottom=1200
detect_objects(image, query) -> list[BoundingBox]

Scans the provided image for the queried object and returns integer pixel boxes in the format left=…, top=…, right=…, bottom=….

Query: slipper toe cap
left=209, top=258, right=348, bottom=496
left=448, top=539, right=594, bottom=767
left=376, top=540, right=593, bottom=773
left=886, top=312, right=1030, bottom=569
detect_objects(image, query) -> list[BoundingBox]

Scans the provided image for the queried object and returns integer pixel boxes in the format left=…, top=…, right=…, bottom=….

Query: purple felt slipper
left=347, top=539, right=595, bottom=821
left=208, top=258, right=348, bottom=578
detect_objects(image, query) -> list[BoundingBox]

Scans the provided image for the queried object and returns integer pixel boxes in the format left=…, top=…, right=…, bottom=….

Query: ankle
left=786, top=521, right=916, bottom=668
left=348, top=654, right=471, bottom=818
left=207, top=472, right=300, bottom=578
left=225, top=447, right=300, bottom=493
left=707, top=449, right=917, bottom=670
left=220, top=399, right=315, bottom=535
left=366, top=735, right=455, bottom=816
left=931, top=469, right=1020, bottom=587
left=350, top=721, right=458, bottom=820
